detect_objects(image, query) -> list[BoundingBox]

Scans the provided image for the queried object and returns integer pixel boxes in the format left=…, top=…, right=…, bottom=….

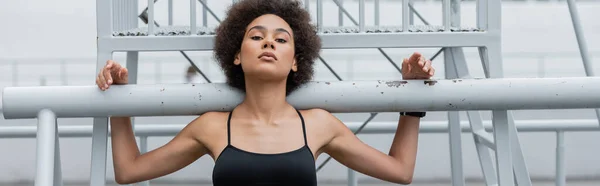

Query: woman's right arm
left=96, top=60, right=208, bottom=184
left=110, top=116, right=207, bottom=184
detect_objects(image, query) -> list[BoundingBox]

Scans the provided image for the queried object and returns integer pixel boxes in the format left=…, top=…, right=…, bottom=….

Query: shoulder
left=298, top=108, right=347, bottom=140
left=184, top=111, right=229, bottom=138
left=299, top=108, right=345, bottom=130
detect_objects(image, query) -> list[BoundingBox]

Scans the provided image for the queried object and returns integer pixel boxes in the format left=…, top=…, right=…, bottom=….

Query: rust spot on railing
left=424, top=80, right=437, bottom=86
left=385, top=81, right=408, bottom=88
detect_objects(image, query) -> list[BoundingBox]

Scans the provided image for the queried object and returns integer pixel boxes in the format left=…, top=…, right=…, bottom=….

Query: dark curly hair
left=213, top=0, right=321, bottom=95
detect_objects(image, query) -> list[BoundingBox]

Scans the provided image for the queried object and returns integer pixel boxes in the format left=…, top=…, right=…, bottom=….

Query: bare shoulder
left=297, top=108, right=346, bottom=155
left=299, top=108, right=345, bottom=133
left=184, top=111, right=230, bottom=158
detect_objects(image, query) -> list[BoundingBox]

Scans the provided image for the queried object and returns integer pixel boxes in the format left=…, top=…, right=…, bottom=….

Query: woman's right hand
left=96, top=60, right=129, bottom=90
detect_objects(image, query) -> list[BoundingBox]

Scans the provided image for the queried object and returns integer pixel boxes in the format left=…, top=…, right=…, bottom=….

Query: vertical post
left=443, top=0, right=450, bottom=31
left=168, top=0, right=173, bottom=26
left=93, top=0, right=112, bottom=185
left=445, top=49, right=465, bottom=186
left=374, top=0, right=380, bottom=26
left=54, top=118, right=64, bottom=186
left=347, top=168, right=357, bottom=186
left=409, top=0, right=414, bottom=25
left=317, top=0, right=323, bottom=33
left=35, top=109, right=58, bottom=186
left=148, top=0, right=155, bottom=35
left=203, top=0, right=208, bottom=27
left=191, top=0, right=197, bottom=35
left=402, top=0, right=409, bottom=32
left=476, top=0, right=487, bottom=29
left=90, top=52, right=112, bottom=186
left=338, top=0, right=343, bottom=26
left=555, top=131, right=566, bottom=186
left=359, top=0, right=364, bottom=32
left=565, top=0, right=600, bottom=125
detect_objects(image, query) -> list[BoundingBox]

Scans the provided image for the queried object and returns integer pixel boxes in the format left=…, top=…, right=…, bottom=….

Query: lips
left=258, top=52, right=277, bottom=61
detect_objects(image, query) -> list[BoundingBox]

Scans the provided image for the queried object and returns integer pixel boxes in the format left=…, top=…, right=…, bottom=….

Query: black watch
left=400, top=112, right=426, bottom=118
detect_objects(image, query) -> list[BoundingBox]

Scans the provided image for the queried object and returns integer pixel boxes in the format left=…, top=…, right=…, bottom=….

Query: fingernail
left=108, top=79, right=112, bottom=84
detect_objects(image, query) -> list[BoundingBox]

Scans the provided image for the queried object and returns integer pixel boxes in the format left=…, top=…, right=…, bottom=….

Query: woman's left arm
left=322, top=52, right=434, bottom=184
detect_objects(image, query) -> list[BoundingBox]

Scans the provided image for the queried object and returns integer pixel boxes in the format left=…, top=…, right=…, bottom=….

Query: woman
left=96, top=0, right=435, bottom=185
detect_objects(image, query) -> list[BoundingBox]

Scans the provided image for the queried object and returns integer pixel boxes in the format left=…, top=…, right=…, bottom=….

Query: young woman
left=95, top=0, right=435, bottom=185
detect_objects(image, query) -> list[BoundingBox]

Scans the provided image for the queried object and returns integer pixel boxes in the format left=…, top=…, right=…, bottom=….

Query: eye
left=250, top=36, right=263, bottom=40
left=275, top=38, right=287, bottom=43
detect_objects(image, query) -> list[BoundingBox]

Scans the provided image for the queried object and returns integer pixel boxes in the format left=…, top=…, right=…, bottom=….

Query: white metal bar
left=493, top=110, right=514, bottom=186
left=168, top=0, right=173, bottom=25
left=409, top=0, right=414, bottom=25
left=443, top=0, right=450, bottom=31
left=444, top=48, right=465, bottom=186
left=103, top=32, right=494, bottom=51
left=1, top=119, right=599, bottom=138
left=35, top=109, right=57, bottom=186
left=473, top=130, right=495, bottom=149
left=487, top=0, right=500, bottom=32
left=54, top=120, right=63, bottom=186
left=467, top=111, right=498, bottom=186
left=148, top=0, right=154, bottom=35
left=89, top=52, right=112, bottom=186
left=508, top=112, right=532, bottom=186
left=5, top=77, right=600, bottom=119
left=191, top=0, right=197, bottom=35
left=96, top=0, right=113, bottom=37
left=338, top=0, right=344, bottom=26
left=476, top=0, right=487, bottom=29
left=374, top=0, right=379, bottom=26
left=317, top=0, right=323, bottom=32
left=347, top=169, right=357, bottom=186
left=202, top=0, right=207, bottom=27
left=566, top=0, right=599, bottom=126
left=555, top=131, right=566, bottom=186
left=402, top=0, right=409, bottom=31
left=359, top=0, right=364, bottom=32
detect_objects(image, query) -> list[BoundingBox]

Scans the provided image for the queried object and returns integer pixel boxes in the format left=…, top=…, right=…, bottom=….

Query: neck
left=237, top=77, right=290, bottom=123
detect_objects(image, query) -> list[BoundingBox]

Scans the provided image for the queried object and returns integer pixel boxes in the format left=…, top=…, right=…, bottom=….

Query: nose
left=262, top=40, right=275, bottom=50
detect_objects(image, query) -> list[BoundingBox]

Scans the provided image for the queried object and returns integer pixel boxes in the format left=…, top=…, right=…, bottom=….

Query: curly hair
left=213, top=0, right=321, bottom=95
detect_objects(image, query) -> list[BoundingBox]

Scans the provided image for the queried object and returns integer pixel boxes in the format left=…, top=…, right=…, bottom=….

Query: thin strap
left=295, top=109, right=308, bottom=146
left=226, top=111, right=233, bottom=145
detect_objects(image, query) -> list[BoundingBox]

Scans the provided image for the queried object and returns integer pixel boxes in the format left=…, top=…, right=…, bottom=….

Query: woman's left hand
left=401, top=52, right=435, bottom=80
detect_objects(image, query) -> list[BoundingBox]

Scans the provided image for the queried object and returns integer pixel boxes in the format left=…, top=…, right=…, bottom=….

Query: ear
left=233, top=52, right=241, bottom=65
left=291, top=58, right=298, bottom=72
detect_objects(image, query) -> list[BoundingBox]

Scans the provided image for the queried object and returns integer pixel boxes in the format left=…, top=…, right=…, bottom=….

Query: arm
left=323, top=52, right=433, bottom=184
left=322, top=113, right=420, bottom=184
left=110, top=116, right=208, bottom=184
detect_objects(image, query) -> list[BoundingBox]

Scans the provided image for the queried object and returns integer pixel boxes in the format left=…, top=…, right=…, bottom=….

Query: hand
left=96, top=60, right=129, bottom=91
left=401, top=52, right=435, bottom=80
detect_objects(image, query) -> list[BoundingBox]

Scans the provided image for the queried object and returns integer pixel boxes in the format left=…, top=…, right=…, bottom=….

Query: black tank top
left=212, top=109, right=317, bottom=186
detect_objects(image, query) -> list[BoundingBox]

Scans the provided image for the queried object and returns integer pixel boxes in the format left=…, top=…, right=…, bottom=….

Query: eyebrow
left=248, top=25, right=291, bottom=37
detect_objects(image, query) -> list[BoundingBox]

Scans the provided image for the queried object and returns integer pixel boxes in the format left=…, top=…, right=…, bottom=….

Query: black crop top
left=212, top=109, right=317, bottom=186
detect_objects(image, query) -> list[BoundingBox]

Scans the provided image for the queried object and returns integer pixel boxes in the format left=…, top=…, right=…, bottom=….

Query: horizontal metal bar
left=2, top=119, right=598, bottom=138
left=101, top=32, right=494, bottom=51
left=4, top=77, right=600, bottom=119
left=474, top=129, right=496, bottom=149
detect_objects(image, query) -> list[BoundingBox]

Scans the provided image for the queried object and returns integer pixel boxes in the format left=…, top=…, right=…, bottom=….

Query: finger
left=402, top=58, right=409, bottom=74
left=429, top=68, right=435, bottom=76
left=422, top=59, right=431, bottom=72
left=103, top=67, right=113, bottom=85
left=408, top=52, right=421, bottom=64
left=97, top=73, right=106, bottom=90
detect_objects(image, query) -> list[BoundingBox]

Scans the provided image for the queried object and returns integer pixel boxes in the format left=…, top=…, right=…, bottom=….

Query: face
left=234, top=14, right=297, bottom=81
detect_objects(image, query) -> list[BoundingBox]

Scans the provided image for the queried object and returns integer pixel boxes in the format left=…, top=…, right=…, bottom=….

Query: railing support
left=35, top=109, right=62, bottom=186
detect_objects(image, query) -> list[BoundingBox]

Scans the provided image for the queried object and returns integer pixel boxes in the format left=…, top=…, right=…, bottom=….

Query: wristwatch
left=400, top=112, right=426, bottom=118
